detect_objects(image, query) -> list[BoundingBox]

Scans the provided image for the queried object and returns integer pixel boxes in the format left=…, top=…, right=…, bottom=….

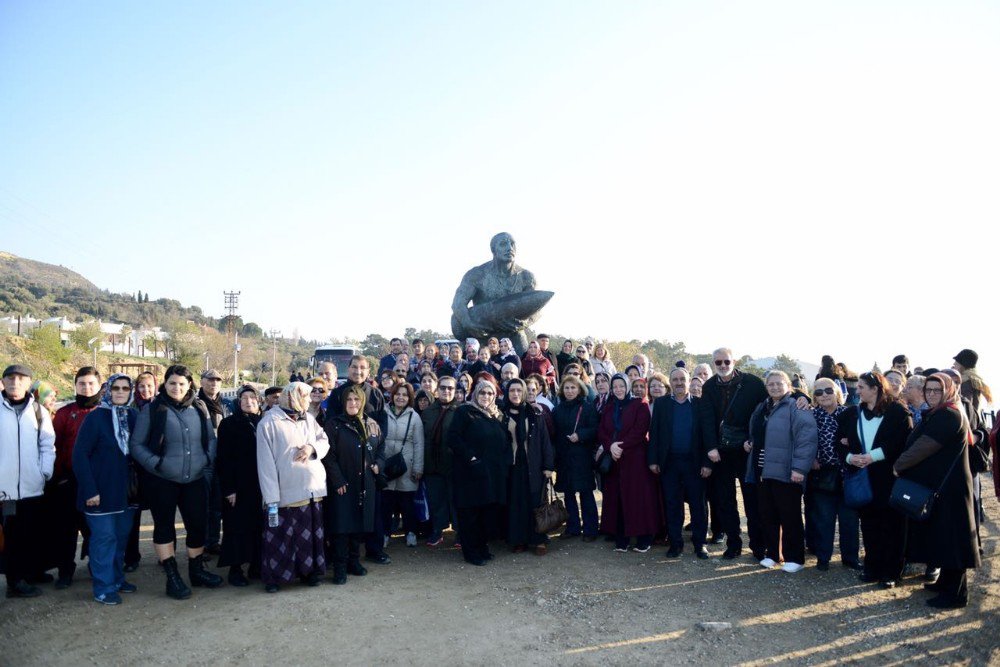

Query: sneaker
left=117, top=581, right=137, bottom=594
left=406, top=532, right=417, bottom=548
left=94, top=592, right=122, bottom=605
left=632, top=545, right=651, bottom=554
left=425, top=536, right=444, bottom=547
left=760, top=558, right=777, bottom=568
left=614, top=546, right=628, bottom=553
left=782, top=562, right=804, bottom=573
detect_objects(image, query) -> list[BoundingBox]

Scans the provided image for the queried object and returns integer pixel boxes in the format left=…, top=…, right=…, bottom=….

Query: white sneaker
left=782, top=562, right=804, bottom=573
left=759, top=558, right=777, bottom=568
left=406, top=532, right=417, bottom=548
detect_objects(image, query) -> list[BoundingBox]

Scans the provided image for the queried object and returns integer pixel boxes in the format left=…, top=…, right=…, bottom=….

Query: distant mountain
left=0, top=250, right=211, bottom=327
left=752, top=356, right=820, bottom=383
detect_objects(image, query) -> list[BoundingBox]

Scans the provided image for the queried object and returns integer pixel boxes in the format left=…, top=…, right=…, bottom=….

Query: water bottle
left=267, top=503, right=279, bottom=528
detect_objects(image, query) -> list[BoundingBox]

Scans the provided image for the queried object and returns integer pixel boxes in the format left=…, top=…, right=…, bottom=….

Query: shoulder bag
left=534, top=478, right=567, bottom=534
left=890, top=443, right=966, bottom=521
left=383, top=413, right=413, bottom=481
left=843, top=412, right=875, bottom=508
left=718, top=382, right=748, bottom=450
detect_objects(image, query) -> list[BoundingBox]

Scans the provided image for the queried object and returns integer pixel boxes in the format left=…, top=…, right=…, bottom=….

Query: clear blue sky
left=2, top=1, right=997, bottom=384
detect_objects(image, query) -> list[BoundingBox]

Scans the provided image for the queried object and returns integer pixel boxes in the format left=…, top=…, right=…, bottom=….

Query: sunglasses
left=311, top=387, right=326, bottom=394
left=814, top=387, right=835, bottom=396
left=714, top=360, right=732, bottom=366
left=110, top=386, right=131, bottom=392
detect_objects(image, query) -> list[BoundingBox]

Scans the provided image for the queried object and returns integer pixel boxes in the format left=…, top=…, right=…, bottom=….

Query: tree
left=771, top=354, right=804, bottom=379
left=27, top=324, right=71, bottom=367
left=70, top=321, right=103, bottom=351
left=242, top=321, right=263, bottom=338
left=360, top=333, right=390, bottom=358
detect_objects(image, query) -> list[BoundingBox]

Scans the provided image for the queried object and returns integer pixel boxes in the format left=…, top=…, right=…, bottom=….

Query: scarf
left=503, top=379, right=530, bottom=462
left=75, top=393, right=102, bottom=409
left=199, top=388, right=225, bottom=421
left=99, top=373, right=134, bottom=456
left=609, top=373, right=633, bottom=434
left=147, top=385, right=209, bottom=457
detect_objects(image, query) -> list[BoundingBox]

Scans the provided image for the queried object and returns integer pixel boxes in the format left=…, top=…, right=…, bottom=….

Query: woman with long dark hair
left=894, top=372, right=980, bottom=608
left=130, top=364, right=223, bottom=599
left=835, top=371, right=912, bottom=588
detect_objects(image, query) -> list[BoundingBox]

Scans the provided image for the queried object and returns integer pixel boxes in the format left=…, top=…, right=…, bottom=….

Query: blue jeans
left=804, top=489, right=859, bottom=565
left=85, top=508, right=135, bottom=596
left=563, top=490, right=598, bottom=536
left=424, top=473, right=459, bottom=539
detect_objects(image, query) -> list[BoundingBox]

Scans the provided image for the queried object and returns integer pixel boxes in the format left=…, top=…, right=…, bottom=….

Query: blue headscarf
left=100, top=373, right=134, bottom=456
left=609, top=373, right=633, bottom=434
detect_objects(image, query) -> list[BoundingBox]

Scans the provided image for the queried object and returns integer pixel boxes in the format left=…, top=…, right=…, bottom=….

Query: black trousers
left=936, top=568, right=969, bottom=602
left=125, top=509, right=142, bottom=566
left=859, top=504, right=904, bottom=582
left=663, top=457, right=706, bottom=550
left=205, top=472, right=222, bottom=548
left=2, top=496, right=46, bottom=585
left=457, top=504, right=500, bottom=562
left=331, top=533, right=364, bottom=571
left=757, top=479, right=805, bottom=564
left=381, top=490, right=417, bottom=538
left=712, top=449, right=763, bottom=554
left=47, top=480, right=89, bottom=576
left=143, top=474, right=208, bottom=548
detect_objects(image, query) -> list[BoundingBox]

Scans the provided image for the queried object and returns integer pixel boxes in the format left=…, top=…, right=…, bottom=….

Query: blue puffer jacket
left=746, top=396, right=818, bottom=487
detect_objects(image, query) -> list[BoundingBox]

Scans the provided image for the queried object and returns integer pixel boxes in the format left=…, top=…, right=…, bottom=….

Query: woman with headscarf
left=593, top=372, right=612, bottom=416
left=130, top=364, right=223, bottom=599
left=71, top=373, right=139, bottom=605
left=256, top=382, right=330, bottom=593
left=322, top=384, right=385, bottom=585
left=501, top=379, right=555, bottom=555
left=448, top=381, right=510, bottom=566
left=835, top=371, right=912, bottom=588
left=596, top=374, right=660, bottom=552
left=30, top=380, right=58, bottom=417
left=215, top=385, right=265, bottom=587
left=894, top=372, right=980, bottom=609
left=494, top=337, right=521, bottom=375
left=552, top=375, right=600, bottom=541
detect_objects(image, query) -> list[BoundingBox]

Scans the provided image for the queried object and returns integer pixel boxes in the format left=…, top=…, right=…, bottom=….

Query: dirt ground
left=2, top=480, right=998, bottom=667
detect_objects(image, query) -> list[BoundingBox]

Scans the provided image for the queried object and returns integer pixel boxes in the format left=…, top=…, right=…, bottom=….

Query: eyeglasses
left=814, top=387, right=835, bottom=396
left=110, top=386, right=131, bottom=392
left=439, top=386, right=456, bottom=392
left=924, top=387, right=943, bottom=395
left=715, top=360, right=732, bottom=366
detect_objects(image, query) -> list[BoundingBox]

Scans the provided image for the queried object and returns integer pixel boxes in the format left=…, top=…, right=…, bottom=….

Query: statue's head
left=490, top=232, right=516, bottom=263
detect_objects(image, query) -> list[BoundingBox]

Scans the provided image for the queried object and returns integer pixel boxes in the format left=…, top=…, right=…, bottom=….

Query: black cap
left=3, top=364, right=32, bottom=378
left=953, top=349, right=978, bottom=369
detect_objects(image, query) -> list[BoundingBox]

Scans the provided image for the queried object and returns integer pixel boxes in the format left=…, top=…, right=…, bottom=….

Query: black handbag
left=383, top=413, right=413, bottom=482
left=717, top=383, right=748, bottom=451
left=594, top=450, right=613, bottom=476
left=890, top=444, right=966, bottom=521
left=808, top=466, right=840, bottom=494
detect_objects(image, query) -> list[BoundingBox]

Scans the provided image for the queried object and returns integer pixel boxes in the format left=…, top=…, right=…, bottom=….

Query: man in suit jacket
left=648, top=368, right=712, bottom=559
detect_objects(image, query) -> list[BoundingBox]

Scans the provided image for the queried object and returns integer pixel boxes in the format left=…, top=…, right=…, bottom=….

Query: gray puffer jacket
left=746, top=396, right=818, bottom=487
left=130, top=402, right=217, bottom=484
left=382, top=407, right=424, bottom=492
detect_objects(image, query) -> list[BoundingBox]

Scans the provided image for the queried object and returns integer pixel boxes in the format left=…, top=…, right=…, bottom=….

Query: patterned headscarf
left=30, top=380, right=57, bottom=416
left=100, top=373, right=134, bottom=456
left=280, top=382, right=312, bottom=417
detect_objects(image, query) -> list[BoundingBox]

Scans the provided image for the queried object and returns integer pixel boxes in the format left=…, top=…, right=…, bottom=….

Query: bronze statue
left=451, top=232, right=554, bottom=354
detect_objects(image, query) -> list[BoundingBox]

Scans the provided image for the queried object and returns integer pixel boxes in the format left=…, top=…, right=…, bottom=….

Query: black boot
left=228, top=566, right=249, bottom=587
left=346, top=560, right=367, bottom=576
left=160, top=557, right=192, bottom=600
left=188, top=554, right=224, bottom=588
left=332, top=566, right=347, bottom=585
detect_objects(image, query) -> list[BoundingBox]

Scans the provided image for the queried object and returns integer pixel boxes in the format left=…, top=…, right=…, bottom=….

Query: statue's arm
left=451, top=270, right=481, bottom=329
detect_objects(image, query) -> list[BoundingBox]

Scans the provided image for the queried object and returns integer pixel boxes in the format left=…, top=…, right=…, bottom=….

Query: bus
left=311, top=344, right=361, bottom=384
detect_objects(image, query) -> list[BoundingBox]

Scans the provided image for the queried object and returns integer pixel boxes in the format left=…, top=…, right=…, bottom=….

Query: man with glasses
left=420, top=377, right=460, bottom=547
left=700, top=348, right=768, bottom=560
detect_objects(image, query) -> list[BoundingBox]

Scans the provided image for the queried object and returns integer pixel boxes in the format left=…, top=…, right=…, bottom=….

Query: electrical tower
left=223, top=290, right=241, bottom=387
left=269, top=329, right=281, bottom=386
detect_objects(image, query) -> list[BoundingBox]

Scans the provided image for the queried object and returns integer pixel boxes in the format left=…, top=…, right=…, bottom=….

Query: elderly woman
left=381, top=382, right=424, bottom=549
left=692, top=363, right=712, bottom=385
left=591, top=343, right=617, bottom=378
left=72, top=374, right=139, bottom=605
left=804, top=378, right=860, bottom=571
left=323, top=385, right=385, bottom=584
left=130, top=365, right=223, bottom=599
left=448, top=381, right=509, bottom=566
left=593, top=372, right=612, bottom=415
left=501, top=379, right=555, bottom=555
left=894, top=373, right=979, bottom=609
left=647, top=373, right=669, bottom=412
left=630, top=377, right=648, bottom=402
left=256, top=383, right=330, bottom=593
left=500, top=363, right=520, bottom=391
left=215, top=385, right=264, bottom=587
left=553, top=375, right=599, bottom=541
left=689, top=376, right=704, bottom=398
left=521, top=340, right=556, bottom=394
left=307, top=376, right=330, bottom=424
left=494, top=337, right=522, bottom=374
left=746, top=371, right=818, bottom=572
left=836, top=371, right=912, bottom=588
left=597, top=374, right=660, bottom=552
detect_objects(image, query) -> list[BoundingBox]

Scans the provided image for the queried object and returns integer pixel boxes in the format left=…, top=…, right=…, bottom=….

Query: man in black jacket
left=648, top=368, right=712, bottom=559
left=700, top=348, right=768, bottom=560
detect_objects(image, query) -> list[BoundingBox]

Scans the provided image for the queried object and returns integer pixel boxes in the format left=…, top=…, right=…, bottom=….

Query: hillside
left=0, top=250, right=211, bottom=327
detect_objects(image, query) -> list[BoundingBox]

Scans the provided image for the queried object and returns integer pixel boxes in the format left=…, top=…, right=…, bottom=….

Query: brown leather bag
left=533, top=479, right=567, bottom=534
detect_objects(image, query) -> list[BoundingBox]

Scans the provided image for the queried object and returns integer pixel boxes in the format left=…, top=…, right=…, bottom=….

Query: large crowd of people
left=1, top=336, right=995, bottom=611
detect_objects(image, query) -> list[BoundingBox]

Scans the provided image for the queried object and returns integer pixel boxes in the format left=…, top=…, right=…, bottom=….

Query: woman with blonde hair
left=591, top=342, right=617, bottom=378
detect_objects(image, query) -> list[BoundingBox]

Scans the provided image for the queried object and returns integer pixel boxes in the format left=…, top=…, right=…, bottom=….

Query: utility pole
left=269, top=329, right=281, bottom=386
left=224, top=290, right=241, bottom=388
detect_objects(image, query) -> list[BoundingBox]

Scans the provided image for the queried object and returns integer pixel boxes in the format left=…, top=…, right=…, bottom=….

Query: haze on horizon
left=1, top=2, right=997, bottom=389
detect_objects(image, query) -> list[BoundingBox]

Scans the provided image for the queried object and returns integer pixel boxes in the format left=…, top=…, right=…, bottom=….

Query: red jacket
left=520, top=354, right=556, bottom=391
left=52, top=403, right=98, bottom=482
